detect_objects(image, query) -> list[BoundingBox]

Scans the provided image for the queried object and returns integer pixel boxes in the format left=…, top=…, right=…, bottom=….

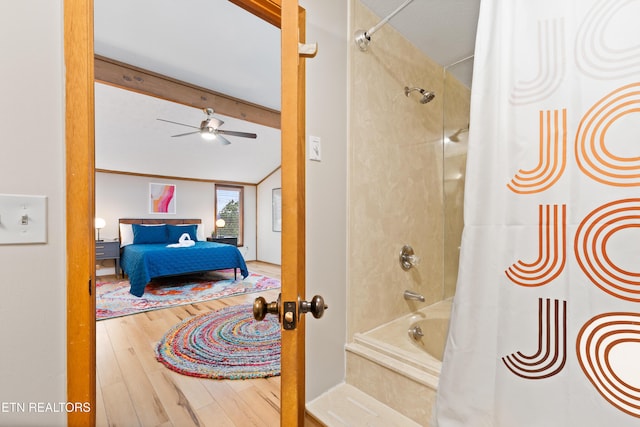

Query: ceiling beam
left=228, top=0, right=281, bottom=27
left=94, top=55, right=281, bottom=129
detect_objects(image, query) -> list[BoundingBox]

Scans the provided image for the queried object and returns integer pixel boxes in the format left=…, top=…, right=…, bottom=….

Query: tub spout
left=404, top=290, right=425, bottom=302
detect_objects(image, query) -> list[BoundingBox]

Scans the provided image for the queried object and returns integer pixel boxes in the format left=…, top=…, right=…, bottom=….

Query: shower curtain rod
left=445, top=54, right=475, bottom=69
left=354, top=0, right=415, bottom=51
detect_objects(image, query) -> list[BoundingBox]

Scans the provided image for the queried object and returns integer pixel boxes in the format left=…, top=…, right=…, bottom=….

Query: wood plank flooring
left=96, top=261, right=288, bottom=427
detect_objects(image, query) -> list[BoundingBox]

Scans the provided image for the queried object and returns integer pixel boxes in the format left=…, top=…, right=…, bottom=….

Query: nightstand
left=95, top=240, right=120, bottom=277
left=207, top=236, right=238, bottom=246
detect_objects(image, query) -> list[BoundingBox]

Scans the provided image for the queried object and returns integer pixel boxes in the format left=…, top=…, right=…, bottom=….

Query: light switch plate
left=309, top=135, right=322, bottom=161
left=0, top=194, right=47, bottom=244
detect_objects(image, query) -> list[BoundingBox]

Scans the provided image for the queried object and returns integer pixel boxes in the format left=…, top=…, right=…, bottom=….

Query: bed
left=118, top=218, right=249, bottom=297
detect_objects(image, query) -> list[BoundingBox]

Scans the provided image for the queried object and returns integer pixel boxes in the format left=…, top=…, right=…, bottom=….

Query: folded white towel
left=166, top=232, right=196, bottom=248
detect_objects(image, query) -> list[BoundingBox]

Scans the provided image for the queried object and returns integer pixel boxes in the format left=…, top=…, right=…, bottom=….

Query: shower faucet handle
left=400, top=245, right=420, bottom=270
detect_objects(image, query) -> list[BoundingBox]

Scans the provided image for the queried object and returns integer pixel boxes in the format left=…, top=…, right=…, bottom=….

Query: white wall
left=300, top=0, right=349, bottom=401
left=257, top=169, right=282, bottom=264
left=95, top=172, right=257, bottom=261
left=0, top=2, right=66, bottom=426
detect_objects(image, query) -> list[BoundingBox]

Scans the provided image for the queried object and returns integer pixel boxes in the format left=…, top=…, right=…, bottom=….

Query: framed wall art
left=149, top=183, right=176, bottom=214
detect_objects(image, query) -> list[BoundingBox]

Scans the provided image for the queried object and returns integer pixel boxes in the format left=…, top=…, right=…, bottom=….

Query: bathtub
left=346, top=298, right=452, bottom=389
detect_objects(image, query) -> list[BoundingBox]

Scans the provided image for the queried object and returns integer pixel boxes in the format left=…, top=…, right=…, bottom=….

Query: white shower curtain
left=436, top=0, right=640, bottom=426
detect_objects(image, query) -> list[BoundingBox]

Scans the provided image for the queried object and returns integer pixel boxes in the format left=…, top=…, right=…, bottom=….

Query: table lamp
left=95, top=217, right=106, bottom=241
left=215, top=218, right=225, bottom=238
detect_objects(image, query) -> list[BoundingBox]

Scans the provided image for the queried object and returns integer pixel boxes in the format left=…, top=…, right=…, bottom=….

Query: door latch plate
left=282, top=301, right=297, bottom=330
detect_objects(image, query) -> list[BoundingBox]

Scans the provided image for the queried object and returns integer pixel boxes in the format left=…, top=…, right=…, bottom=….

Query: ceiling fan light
left=200, top=128, right=216, bottom=141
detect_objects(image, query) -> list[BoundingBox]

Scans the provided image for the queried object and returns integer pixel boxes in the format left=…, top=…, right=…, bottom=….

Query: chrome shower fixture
left=449, top=126, right=470, bottom=142
left=404, top=290, right=425, bottom=302
left=408, top=325, right=424, bottom=340
left=405, top=86, right=436, bottom=104
left=354, top=0, right=415, bottom=51
left=400, top=245, right=420, bottom=270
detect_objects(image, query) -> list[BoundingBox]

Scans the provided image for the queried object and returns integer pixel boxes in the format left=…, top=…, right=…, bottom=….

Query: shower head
left=448, top=126, right=469, bottom=142
left=405, top=86, right=436, bottom=104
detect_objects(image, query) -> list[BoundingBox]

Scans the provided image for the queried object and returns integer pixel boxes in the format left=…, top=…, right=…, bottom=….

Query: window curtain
left=436, top=0, right=640, bottom=425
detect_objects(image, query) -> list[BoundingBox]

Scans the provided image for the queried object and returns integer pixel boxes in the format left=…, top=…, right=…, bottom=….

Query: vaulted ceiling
left=94, top=0, right=281, bottom=183
left=94, top=0, right=281, bottom=110
left=93, top=0, right=480, bottom=183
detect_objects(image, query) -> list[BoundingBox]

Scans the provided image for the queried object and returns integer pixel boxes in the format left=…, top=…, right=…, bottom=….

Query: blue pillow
left=132, top=224, right=168, bottom=244
left=167, top=224, right=198, bottom=243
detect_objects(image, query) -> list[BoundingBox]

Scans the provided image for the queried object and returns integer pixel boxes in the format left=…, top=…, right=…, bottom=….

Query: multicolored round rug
left=155, top=303, right=281, bottom=379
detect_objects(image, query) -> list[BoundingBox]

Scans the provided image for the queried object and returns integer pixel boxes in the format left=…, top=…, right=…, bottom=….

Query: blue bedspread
left=121, top=241, right=249, bottom=297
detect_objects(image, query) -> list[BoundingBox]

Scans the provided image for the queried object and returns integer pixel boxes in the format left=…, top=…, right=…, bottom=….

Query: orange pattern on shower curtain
left=507, top=110, right=567, bottom=194
left=505, top=204, right=566, bottom=287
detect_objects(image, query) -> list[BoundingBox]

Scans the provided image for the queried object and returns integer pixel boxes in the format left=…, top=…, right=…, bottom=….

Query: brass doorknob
left=299, top=295, right=328, bottom=319
left=253, top=294, right=281, bottom=321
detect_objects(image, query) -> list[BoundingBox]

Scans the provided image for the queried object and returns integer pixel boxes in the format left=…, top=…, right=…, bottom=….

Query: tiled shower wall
left=348, top=0, right=470, bottom=339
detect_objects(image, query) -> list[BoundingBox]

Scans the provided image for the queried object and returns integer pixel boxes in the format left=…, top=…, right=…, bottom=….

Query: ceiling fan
left=157, top=108, right=257, bottom=145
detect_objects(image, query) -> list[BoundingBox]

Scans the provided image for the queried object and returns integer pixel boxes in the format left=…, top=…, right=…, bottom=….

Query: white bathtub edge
left=307, top=383, right=422, bottom=427
left=345, top=342, right=440, bottom=391
left=352, top=332, right=440, bottom=373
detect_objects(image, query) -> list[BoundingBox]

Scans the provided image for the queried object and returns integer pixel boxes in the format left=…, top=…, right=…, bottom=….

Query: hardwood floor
left=96, top=261, right=290, bottom=427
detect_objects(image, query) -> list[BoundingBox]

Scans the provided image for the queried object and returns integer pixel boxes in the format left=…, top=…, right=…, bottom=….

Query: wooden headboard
left=118, top=218, right=202, bottom=242
left=119, top=218, right=201, bottom=225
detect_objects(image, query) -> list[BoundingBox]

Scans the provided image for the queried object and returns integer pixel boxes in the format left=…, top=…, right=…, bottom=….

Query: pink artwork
left=149, top=183, right=176, bottom=214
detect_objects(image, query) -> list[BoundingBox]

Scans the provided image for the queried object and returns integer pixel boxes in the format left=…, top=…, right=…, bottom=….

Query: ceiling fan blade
left=216, top=129, right=257, bottom=139
left=203, top=117, right=224, bottom=129
left=157, top=118, right=200, bottom=129
left=171, top=131, right=201, bottom=137
left=216, top=134, right=232, bottom=146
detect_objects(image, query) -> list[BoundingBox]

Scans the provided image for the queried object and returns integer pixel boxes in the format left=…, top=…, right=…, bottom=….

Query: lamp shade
left=94, top=217, right=106, bottom=241
left=215, top=218, right=226, bottom=228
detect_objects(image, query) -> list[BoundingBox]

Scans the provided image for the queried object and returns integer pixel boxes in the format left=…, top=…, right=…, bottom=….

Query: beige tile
left=348, top=0, right=469, bottom=337
left=307, top=383, right=422, bottom=427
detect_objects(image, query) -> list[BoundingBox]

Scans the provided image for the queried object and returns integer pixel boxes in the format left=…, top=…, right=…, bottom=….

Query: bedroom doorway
left=65, top=0, right=309, bottom=425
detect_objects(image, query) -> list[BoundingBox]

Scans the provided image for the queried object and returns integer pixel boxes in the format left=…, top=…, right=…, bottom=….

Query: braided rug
left=156, top=303, right=281, bottom=379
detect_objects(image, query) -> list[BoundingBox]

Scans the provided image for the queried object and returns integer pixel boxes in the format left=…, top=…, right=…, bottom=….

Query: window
left=214, top=185, right=243, bottom=246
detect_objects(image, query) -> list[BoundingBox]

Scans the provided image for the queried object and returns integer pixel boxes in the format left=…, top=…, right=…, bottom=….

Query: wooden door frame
left=64, top=0, right=307, bottom=425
